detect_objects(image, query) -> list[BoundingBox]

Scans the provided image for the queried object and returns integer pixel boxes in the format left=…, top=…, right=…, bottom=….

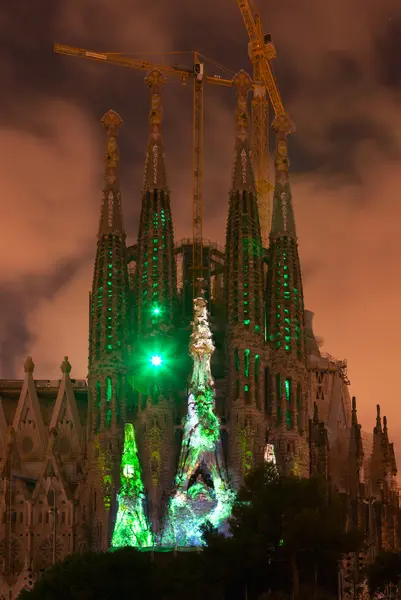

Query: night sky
left=1, top=0, right=401, bottom=457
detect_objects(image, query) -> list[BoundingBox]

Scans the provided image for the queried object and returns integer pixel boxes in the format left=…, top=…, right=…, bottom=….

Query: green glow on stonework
left=111, top=423, right=153, bottom=549
left=151, top=355, right=162, bottom=367
left=161, top=297, right=234, bottom=547
left=152, top=306, right=161, bottom=315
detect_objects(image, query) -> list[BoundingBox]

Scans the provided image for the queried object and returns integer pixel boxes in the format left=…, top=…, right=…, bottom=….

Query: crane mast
left=236, top=0, right=294, bottom=246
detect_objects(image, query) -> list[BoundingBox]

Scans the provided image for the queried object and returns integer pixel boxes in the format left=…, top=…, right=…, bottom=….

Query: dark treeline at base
left=20, top=464, right=363, bottom=600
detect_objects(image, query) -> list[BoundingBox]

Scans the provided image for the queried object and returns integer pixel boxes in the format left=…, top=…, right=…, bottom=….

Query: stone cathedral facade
left=0, top=69, right=398, bottom=597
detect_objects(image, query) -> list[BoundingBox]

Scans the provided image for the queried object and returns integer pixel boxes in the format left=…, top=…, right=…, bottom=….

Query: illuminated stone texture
left=161, top=297, right=234, bottom=546
left=132, top=71, right=177, bottom=536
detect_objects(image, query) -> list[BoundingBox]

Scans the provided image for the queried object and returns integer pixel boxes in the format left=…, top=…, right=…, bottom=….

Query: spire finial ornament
left=351, top=396, right=357, bottom=425
left=101, top=109, right=123, bottom=186
left=142, top=70, right=169, bottom=194
left=230, top=70, right=255, bottom=193
left=61, top=356, right=72, bottom=374
left=24, top=356, right=34, bottom=373
left=146, top=69, right=166, bottom=139
left=233, top=70, right=252, bottom=142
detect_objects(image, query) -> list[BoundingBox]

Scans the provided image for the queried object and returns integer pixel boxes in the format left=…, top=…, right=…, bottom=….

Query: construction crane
left=237, top=0, right=295, bottom=246
left=54, top=45, right=234, bottom=298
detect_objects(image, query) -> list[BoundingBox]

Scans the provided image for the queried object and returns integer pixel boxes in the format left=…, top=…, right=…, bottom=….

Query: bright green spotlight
left=152, top=306, right=161, bottom=315
left=150, top=355, right=162, bottom=367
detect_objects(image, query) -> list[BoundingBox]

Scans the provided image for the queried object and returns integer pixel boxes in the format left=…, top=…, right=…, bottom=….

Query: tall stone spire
left=230, top=71, right=256, bottom=194
left=87, top=110, right=130, bottom=548
left=133, top=72, right=177, bottom=534
left=369, top=406, right=398, bottom=498
left=225, top=71, right=265, bottom=487
left=134, top=69, right=176, bottom=338
left=264, top=115, right=308, bottom=477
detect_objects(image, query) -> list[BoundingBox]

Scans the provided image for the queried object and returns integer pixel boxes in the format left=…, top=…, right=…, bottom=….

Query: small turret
left=264, top=115, right=309, bottom=477
left=87, top=110, right=130, bottom=549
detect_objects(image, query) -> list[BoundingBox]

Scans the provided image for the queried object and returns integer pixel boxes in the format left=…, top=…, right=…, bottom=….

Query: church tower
left=133, top=71, right=176, bottom=535
left=87, top=109, right=130, bottom=548
left=225, top=71, right=265, bottom=487
left=265, top=115, right=309, bottom=476
left=134, top=69, right=176, bottom=342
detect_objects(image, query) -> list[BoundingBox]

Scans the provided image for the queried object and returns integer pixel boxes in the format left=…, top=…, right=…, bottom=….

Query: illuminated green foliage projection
left=161, top=297, right=234, bottom=547
left=112, top=424, right=153, bottom=549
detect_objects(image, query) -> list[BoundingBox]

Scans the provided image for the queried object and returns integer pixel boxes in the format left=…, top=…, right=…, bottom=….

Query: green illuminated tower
left=133, top=70, right=176, bottom=536
left=134, top=69, right=176, bottom=340
left=264, top=115, right=309, bottom=476
left=87, top=109, right=130, bottom=548
left=225, top=71, right=265, bottom=488
left=161, top=296, right=233, bottom=546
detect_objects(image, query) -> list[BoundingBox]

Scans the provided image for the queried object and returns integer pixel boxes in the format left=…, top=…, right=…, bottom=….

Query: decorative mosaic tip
left=24, top=356, right=35, bottom=373
left=230, top=70, right=255, bottom=194
left=145, top=69, right=166, bottom=95
left=101, top=109, right=123, bottom=131
left=233, top=70, right=252, bottom=141
left=142, top=69, right=168, bottom=193
left=61, top=356, right=72, bottom=374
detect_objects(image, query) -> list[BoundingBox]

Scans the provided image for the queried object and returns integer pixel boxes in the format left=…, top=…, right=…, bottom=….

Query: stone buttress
left=264, top=115, right=309, bottom=476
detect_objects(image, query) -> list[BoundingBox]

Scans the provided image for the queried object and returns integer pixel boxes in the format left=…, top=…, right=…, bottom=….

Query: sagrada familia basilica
left=0, top=67, right=398, bottom=598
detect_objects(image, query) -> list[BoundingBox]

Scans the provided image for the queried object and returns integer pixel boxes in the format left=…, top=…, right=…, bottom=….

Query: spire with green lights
left=87, top=109, right=131, bottom=547
left=225, top=71, right=265, bottom=487
left=264, top=114, right=309, bottom=477
left=132, top=71, right=177, bottom=537
left=134, top=69, right=176, bottom=338
left=89, top=109, right=130, bottom=435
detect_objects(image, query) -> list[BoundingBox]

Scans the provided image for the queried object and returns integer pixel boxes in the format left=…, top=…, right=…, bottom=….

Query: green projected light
left=151, top=355, right=162, bottom=367
left=152, top=306, right=161, bottom=315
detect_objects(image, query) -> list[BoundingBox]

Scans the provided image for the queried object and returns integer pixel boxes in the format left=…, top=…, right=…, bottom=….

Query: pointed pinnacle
left=272, top=115, right=292, bottom=174
left=146, top=70, right=166, bottom=133
left=24, top=356, right=35, bottom=373
left=351, top=396, right=358, bottom=425
left=61, top=356, right=72, bottom=374
left=231, top=71, right=255, bottom=194
left=233, top=70, right=252, bottom=141
left=142, top=71, right=169, bottom=193
left=101, top=109, right=123, bottom=185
